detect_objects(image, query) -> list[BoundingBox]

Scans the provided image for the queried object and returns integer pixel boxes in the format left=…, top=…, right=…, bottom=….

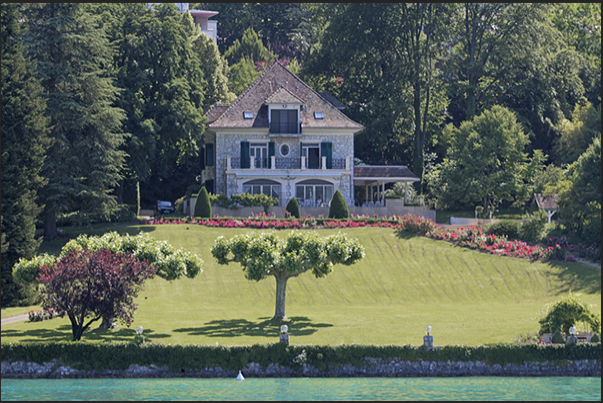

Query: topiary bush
left=538, top=292, right=601, bottom=336
left=486, top=220, right=521, bottom=240
left=590, top=333, right=600, bottom=343
left=328, top=190, right=349, bottom=219
left=194, top=187, right=212, bottom=218
left=285, top=198, right=301, bottom=218
left=552, top=330, right=564, bottom=344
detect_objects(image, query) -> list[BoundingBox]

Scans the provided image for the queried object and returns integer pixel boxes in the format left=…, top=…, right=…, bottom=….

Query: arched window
left=242, top=179, right=281, bottom=203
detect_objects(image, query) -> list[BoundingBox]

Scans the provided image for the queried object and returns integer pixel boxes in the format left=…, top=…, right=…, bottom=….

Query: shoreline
left=2, top=359, right=600, bottom=379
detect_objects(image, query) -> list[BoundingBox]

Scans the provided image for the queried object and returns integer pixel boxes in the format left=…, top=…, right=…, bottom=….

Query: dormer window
left=270, top=109, right=298, bottom=134
left=314, top=111, right=324, bottom=120
left=243, top=111, right=253, bottom=119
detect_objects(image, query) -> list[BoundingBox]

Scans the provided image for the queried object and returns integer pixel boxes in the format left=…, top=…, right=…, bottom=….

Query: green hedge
left=1, top=342, right=599, bottom=372
left=194, top=187, right=212, bottom=218
left=328, top=190, right=349, bottom=219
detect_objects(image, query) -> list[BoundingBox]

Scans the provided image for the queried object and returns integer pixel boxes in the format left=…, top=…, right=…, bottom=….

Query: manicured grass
left=2, top=225, right=600, bottom=346
left=1, top=306, right=41, bottom=320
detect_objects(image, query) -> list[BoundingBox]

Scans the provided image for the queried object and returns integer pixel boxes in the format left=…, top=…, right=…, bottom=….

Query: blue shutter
left=241, top=141, right=250, bottom=169
left=206, top=143, right=214, bottom=166
left=321, top=142, right=332, bottom=169
left=268, top=142, right=275, bottom=168
left=199, top=147, right=205, bottom=171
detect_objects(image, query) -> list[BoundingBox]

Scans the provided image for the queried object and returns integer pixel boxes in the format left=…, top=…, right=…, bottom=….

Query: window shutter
left=241, top=141, right=250, bottom=169
left=271, top=110, right=280, bottom=133
left=199, top=147, right=205, bottom=171
left=288, top=110, right=297, bottom=133
left=268, top=142, right=275, bottom=168
left=321, top=142, right=333, bottom=169
left=206, top=143, right=214, bottom=166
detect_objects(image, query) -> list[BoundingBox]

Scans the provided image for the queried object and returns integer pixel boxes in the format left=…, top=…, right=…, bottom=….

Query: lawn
left=2, top=224, right=600, bottom=347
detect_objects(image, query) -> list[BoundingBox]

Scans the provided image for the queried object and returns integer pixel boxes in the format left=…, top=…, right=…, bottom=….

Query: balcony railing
left=229, top=157, right=346, bottom=170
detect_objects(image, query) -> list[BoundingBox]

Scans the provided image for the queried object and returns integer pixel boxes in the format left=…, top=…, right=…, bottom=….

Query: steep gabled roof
left=208, top=61, right=363, bottom=131
left=204, top=103, right=230, bottom=125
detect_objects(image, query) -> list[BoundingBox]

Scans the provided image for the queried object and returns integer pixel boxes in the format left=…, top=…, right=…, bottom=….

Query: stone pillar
left=365, top=185, right=368, bottom=205
left=226, top=156, right=231, bottom=171
left=251, top=157, right=255, bottom=170
left=404, top=182, right=408, bottom=204
left=271, top=156, right=276, bottom=170
left=322, top=156, right=327, bottom=170
left=301, top=156, right=306, bottom=170
left=382, top=181, right=385, bottom=205
left=280, top=333, right=289, bottom=345
left=345, top=157, right=350, bottom=171
left=423, top=335, right=433, bottom=350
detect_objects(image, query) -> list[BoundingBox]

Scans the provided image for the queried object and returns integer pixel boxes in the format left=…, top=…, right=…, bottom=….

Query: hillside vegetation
left=1, top=225, right=600, bottom=346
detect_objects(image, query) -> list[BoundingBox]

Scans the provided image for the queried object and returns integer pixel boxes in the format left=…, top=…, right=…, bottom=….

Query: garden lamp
left=136, top=326, right=143, bottom=335
left=570, top=326, right=576, bottom=336
left=280, top=325, right=289, bottom=345
left=425, top=326, right=432, bottom=336
left=424, top=326, right=433, bottom=350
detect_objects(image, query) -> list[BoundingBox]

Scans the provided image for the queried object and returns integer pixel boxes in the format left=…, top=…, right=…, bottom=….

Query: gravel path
left=1, top=314, right=29, bottom=326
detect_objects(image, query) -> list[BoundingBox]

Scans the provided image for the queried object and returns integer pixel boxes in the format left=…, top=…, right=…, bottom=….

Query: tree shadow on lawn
left=394, top=231, right=423, bottom=240
left=1, top=322, right=170, bottom=343
left=174, top=316, right=333, bottom=338
left=546, top=261, right=601, bottom=296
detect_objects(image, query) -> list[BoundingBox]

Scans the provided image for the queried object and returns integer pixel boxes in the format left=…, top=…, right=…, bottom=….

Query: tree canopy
left=212, top=231, right=365, bottom=320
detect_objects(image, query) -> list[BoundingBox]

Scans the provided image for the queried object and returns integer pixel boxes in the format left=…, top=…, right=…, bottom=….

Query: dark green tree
left=328, top=190, right=349, bottom=219
left=557, top=136, right=601, bottom=245
left=224, top=27, right=276, bottom=67
left=193, top=31, right=235, bottom=105
left=23, top=3, right=127, bottom=238
left=90, top=3, right=208, bottom=206
left=285, top=198, right=301, bottom=219
left=1, top=3, right=51, bottom=305
left=194, top=187, right=212, bottom=218
left=427, top=106, right=533, bottom=211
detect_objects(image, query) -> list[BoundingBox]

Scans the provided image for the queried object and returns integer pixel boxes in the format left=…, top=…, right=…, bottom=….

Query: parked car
left=156, top=201, right=175, bottom=214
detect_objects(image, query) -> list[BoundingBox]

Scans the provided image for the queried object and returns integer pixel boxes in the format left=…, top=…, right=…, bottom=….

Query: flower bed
left=28, top=309, right=62, bottom=322
left=139, top=215, right=596, bottom=263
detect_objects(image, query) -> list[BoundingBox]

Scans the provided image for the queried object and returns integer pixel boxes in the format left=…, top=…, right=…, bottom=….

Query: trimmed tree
left=538, top=292, right=601, bottom=336
left=328, top=190, right=349, bottom=219
left=194, top=187, right=212, bottom=218
left=211, top=231, right=365, bottom=320
left=37, top=248, right=156, bottom=341
left=13, top=231, right=204, bottom=329
left=285, top=198, right=301, bottom=218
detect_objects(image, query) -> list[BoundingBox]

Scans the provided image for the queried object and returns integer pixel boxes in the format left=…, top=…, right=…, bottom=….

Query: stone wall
left=3, top=359, right=599, bottom=378
left=188, top=197, right=435, bottom=221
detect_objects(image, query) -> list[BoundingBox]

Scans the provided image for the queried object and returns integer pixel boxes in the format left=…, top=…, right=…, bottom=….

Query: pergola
left=353, top=166, right=420, bottom=206
left=534, top=193, right=559, bottom=223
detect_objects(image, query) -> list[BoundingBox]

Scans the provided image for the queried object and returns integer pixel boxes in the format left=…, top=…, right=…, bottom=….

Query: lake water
left=1, top=377, right=600, bottom=401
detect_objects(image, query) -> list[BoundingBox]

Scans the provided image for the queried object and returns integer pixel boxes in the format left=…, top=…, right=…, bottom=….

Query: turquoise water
left=1, top=377, right=600, bottom=401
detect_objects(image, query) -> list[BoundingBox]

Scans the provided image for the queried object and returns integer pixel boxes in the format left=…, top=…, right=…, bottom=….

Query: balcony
left=229, top=157, right=348, bottom=170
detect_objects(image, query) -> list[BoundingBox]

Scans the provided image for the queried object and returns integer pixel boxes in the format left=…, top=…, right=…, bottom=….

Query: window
left=270, top=109, right=298, bottom=134
left=314, top=111, right=324, bottom=119
left=243, top=111, right=253, bottom=119
left=242, top=179, right=280, bottom=204
left=250, top=143, right=268, bottom=169
left=280, top=143, right=290, bottom=157
left=205, top=143, right=214, bottom=166
left=295, top=180, right=333, bottom=206
left=301, top=143, right=320, bottom=169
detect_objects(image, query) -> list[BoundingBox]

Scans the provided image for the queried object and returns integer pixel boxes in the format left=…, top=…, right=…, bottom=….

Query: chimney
left=269, top=80, right=273, bottom=93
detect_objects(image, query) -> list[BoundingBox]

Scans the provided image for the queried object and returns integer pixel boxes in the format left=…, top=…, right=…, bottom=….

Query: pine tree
left=1, top=3, right=51, bottom=306
left=23, top=3, right=127, bottom=238
left=194, top=187, right=212, bottom=218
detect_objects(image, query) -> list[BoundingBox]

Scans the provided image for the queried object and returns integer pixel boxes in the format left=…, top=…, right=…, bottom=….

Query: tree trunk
left=99, top=316, right=114, bottom=329
left=116, top=179, right=125, bottom=205
left=273, top=274, right=288, bottom=320
left=69, top=314, right=83, bottom=341
left=44, top=205, right=58, bottom=239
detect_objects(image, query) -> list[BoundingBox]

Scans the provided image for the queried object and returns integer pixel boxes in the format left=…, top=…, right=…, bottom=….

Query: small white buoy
left=236, top=370, right=245, bottom=381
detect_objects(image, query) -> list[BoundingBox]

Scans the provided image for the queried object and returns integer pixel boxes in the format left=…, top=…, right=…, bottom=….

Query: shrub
left=486, top=220, right=521, bottom=240
left=552, top=330, right=564, bottom=344
left=538, top=293, right=601, bottom=336
left=174, top=197, right=185, bottom=214
left=285, top=198, right=301, bottom=218
left=519, top=211, right=547, bottom=243
left=328, top=190, right=349, bottom=219
left=590, top=333, right=600, bottom=343
left=194, top=187, right=212, bottom=218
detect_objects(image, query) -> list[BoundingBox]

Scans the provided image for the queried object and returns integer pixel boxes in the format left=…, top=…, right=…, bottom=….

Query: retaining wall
left=2, top=359, right=600, bottom=378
